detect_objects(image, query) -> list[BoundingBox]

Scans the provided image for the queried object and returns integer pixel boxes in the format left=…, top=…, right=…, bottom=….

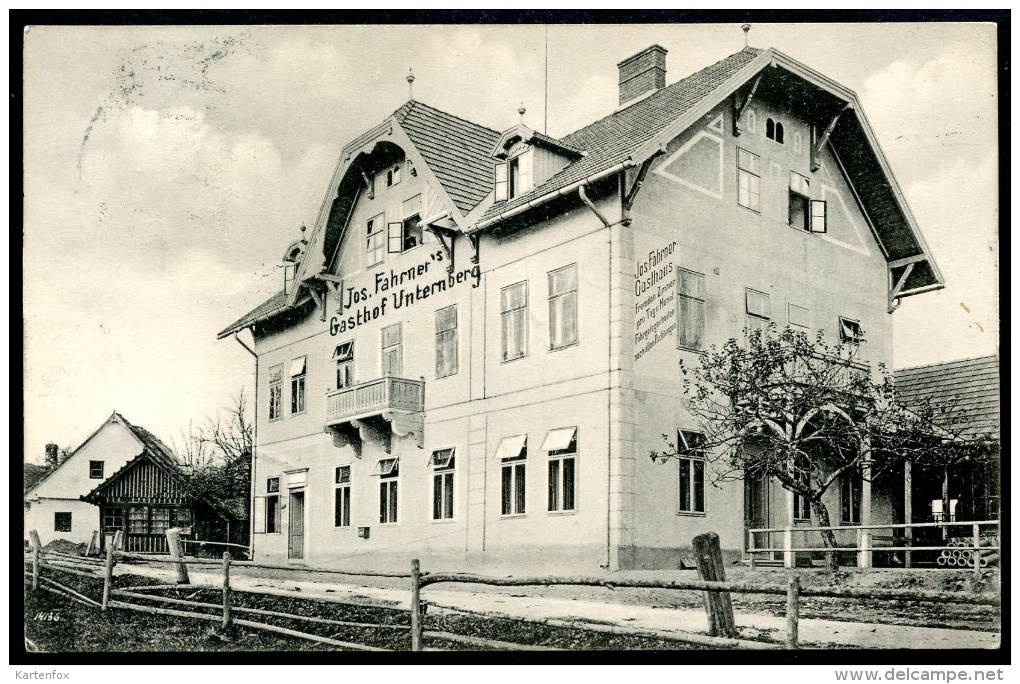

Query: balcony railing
left=326, top=376, right=425, bottom=425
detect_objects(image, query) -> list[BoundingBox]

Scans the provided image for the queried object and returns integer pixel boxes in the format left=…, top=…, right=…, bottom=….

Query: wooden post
left=112, top=529, right=123, bottom=551
left=166, top=528, right=190, bottom=585
left=86, top=531, right=98, bottom=557
left=410, top=559, right=423, bottom=651
left=692, top=532, right=736, bottom=638
left=30, top=530, right=42, bottom=591
left=102, top=542, right=114, bottom=611
left=748, top=529, right=756, bottom=570
left=222, top=552, right=232, bottom=629
left=783, top=526, right=794, bottom=569
left=972, top=523, right=982, bottom=579
left=904, top=460, right=913, bottom=568
left=785, top=574, right=800, bottom=648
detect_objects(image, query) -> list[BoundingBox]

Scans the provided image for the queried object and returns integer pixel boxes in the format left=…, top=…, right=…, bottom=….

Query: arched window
left=766, top=118, right=775, bottom=140
left=775, top=122, right=785, bottom=144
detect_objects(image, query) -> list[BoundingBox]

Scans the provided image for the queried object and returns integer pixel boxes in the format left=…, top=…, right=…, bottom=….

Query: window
left=435, top=305, right=458, bottom=378
left=89, top=460, right=104, bottom=479
left=149, top=507, right=171, bottom=535
left=509, top=149, right=533, bottom=199
left=386, top=163, right=401, bottom=187
left=333, top=341, right=354, bottom=390
left=677, top=430, right=706, bottom=514
left=745, top=289, right=771, bottom=334
left=496, top=435, right=527, bottom=516
left=543, top=428, right=577, bottom=513
left=401, top=194, right=423, bottom=251
left=375, top=459, right=399, bottom=524
left=381, top=323, right=402, bottom=376
left=54, top=512, right=72, bottom=533
left=789, top=173, right=826, bottom=233
left=788, top=303, right=810, bottom=330
left=290, top=356, right=306, bottom=414
left=335, top=466, right=351, bottom=528
left=810, top=199, right=827, bottom=233
left=793, top=459, right=811, bottom=521
left=266, top=477, right=280, bottom=533
left=500, top=281, right=528, bottom=361
left=841, top=470, right=862, bottom=525
left=494, top=162, right=509, bottom=202
left=128, top=506, right=148, bottom=534
left=677, top=269, right=706, bottom=350
left=268, top=365, right=283, bottom=421
left=737, top=148, right=760, bottom=212
left=766, top=117, right=784, bottom=143
left=431, top=448, right=455, bottom=520
left=173, top=507, right=192, bottom=528
left=548, top=264, right=578, bottom=350
left=366, top=213, right=385, bottom=266
left=839, top=317, right=863, bottom=345
left=102, top=507, right=124, bottom=533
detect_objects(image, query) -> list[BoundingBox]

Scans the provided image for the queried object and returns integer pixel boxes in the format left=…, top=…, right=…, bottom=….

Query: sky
left=22, top=22, right=1000, bottom=463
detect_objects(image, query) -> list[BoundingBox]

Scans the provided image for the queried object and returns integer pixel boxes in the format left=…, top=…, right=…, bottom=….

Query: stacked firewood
left=935, top=537, right=999, bottom=567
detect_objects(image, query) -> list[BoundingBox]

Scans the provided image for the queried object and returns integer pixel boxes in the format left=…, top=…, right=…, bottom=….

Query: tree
left=653, top=326, right=985, bottom=570
left=174, top=389, right=253, bottom=502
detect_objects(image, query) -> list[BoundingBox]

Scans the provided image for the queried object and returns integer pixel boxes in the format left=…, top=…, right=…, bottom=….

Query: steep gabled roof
left=480, top=47, right=763, bottom=222
left=218, top=291, right=288, bottom=339
left=895, top=356, right=1000, bottom=438
left=395, top=100, right=502, bottom=215
left=117, top=414, right=184, bottom=470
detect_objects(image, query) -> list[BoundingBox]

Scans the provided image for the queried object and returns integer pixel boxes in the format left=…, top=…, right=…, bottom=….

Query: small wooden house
left=81, top=418, right=246, bottom=554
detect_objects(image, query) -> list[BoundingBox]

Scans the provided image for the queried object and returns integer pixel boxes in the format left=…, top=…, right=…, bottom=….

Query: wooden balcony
left=325, top=376, right=425, bottom=454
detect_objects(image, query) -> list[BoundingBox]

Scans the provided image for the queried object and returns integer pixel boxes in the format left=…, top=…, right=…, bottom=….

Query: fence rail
left=748, top=519, right=1000, bottom=575
left=26, top=528, right=1000, bottom=652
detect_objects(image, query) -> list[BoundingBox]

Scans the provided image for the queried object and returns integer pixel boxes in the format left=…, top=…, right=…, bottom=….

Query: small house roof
left=895, top=355, right=1000, bottom=438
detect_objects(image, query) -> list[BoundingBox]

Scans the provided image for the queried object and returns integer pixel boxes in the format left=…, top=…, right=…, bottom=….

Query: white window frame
left=334, top=465, right=351, bottom=529
left=676, top=268, right=706, bottom=350
left=494, top=162, right=508, bottom=202
left=840, top=468, right=862, bottom=526
left=290, top=356, right=306, bottom=415
left=431, top=448, right=456, bottom=521
left=333, top=341, right=354, bottom=390
left=266, top=477, right=281, bottom=534
left=839, top=317, right=863, bottom=345
left=268, top=364, right=284, bottom=421
left=435, top=305, right=459, bottom=378
left=497, top=436, right=527, bottom=517
left=508, top=148, right=534, bottom=198
left=543, top=428, right=577, bottom=514
left=377, top=459, right=399, bottom=525
left=366, top=213, right=386, bottom=267
left=548, top=264, right=578, bottom=351
left=745, top=289, right=771, bottom=335
left=677, top=430, right=707, bottom=515
left=500, top=281, right=528, bottom=362
left=737, top=148, right=761, bottom=212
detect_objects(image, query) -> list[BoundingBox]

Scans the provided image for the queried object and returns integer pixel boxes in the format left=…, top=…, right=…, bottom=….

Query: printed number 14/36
left=34, top=611, right=60, bottom=621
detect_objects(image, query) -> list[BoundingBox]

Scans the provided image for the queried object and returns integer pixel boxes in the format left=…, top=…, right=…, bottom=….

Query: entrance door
left=288, top=490, right=305, bottom=559
left=745, top=475, right=777, bottom=560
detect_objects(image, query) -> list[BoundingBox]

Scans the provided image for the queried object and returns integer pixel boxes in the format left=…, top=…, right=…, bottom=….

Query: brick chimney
left=45, top=443, right=59, bottom=468
left=617, top=45, right=668, bottom=105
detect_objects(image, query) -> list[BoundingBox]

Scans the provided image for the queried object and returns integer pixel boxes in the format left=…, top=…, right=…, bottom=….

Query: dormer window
left=495, top=149, right=534, bottom=201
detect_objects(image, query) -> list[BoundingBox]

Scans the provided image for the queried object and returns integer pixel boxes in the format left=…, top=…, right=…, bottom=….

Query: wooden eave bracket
left=620, top=150, right=662, bottom=226
left=361, top=171, right=375, bottom=199
left=731, top=74, right=762, bottom=137
left=312, top=273, right=344, bottom=313
left=307, top=286, right=327, bottom=321
left=812, top=103, right=853, bottom=172
left=888, top=262, right=915, bottom=314
left=427, top=226, right=456, bottom=273
left=579, top=185, right=610, bottom=227
left=467, top=233, right=480, bottom=264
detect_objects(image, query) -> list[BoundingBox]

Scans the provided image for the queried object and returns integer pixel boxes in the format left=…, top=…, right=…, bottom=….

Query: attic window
left=789, top=173, right=826, bottom=233
left=495, top=149, right=534, bottom=201
left=386, top=164, right=402, bottom=188
left=766, top=118, right=785, bottom=144
left=89, top=461, right=104, bottom=479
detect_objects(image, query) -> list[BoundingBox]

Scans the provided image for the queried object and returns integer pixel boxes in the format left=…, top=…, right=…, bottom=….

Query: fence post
left=30, top=530, right=42, bottom=591
left=86, top=530, right=98, bottom=557
left=972, top=523, right=981, bottom=579
left=102, top=542, right=114, bottom=611
left=785, top=574, right=800, bottom=649
left=410, top=559, right=423, bottom=651
left=222, top=552, right=232, bottom=630
left=692, top=532, right=736, bottom=638
left=166, top=528, right=190, bottom=585
left=862, top=532, right=872, bottom=569
left=112, top=529, right=123, bottom=551
left=748, top=529, right=756, bottom=570
left=783, top=527, right=794, bottom=569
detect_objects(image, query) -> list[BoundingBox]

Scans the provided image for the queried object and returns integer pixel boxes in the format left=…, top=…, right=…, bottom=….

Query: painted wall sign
left=634, top=240, right=677, bottom=361
left=330, top=250, right=482, bottom=336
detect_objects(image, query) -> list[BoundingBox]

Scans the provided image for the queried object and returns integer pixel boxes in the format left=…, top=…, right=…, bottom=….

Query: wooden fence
left=748, top=519, right=1000, bottom=576
left=25, top=528, right=1000, bottom=652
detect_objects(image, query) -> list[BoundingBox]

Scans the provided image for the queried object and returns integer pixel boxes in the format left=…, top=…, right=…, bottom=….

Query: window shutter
left=810, top=200, right=827, bottom=233
left=494, top=162, right=508, bottom=201
left=387, top=222, right=404, bottom=253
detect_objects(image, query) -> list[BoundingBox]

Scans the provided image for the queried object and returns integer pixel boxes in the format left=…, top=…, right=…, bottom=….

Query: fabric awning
left=541, top=427, right=576, bottom=452
left=494, top=435, right=527, bottom=461
left=289, top=356, right=307, bottom=377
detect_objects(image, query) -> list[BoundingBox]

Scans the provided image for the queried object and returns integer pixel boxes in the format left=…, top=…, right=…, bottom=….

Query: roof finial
left=406, top=68, right=415, bottom=100
left=741, top=23, right=751, bottom=48
left=518, top=102, right=526, bottom=126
